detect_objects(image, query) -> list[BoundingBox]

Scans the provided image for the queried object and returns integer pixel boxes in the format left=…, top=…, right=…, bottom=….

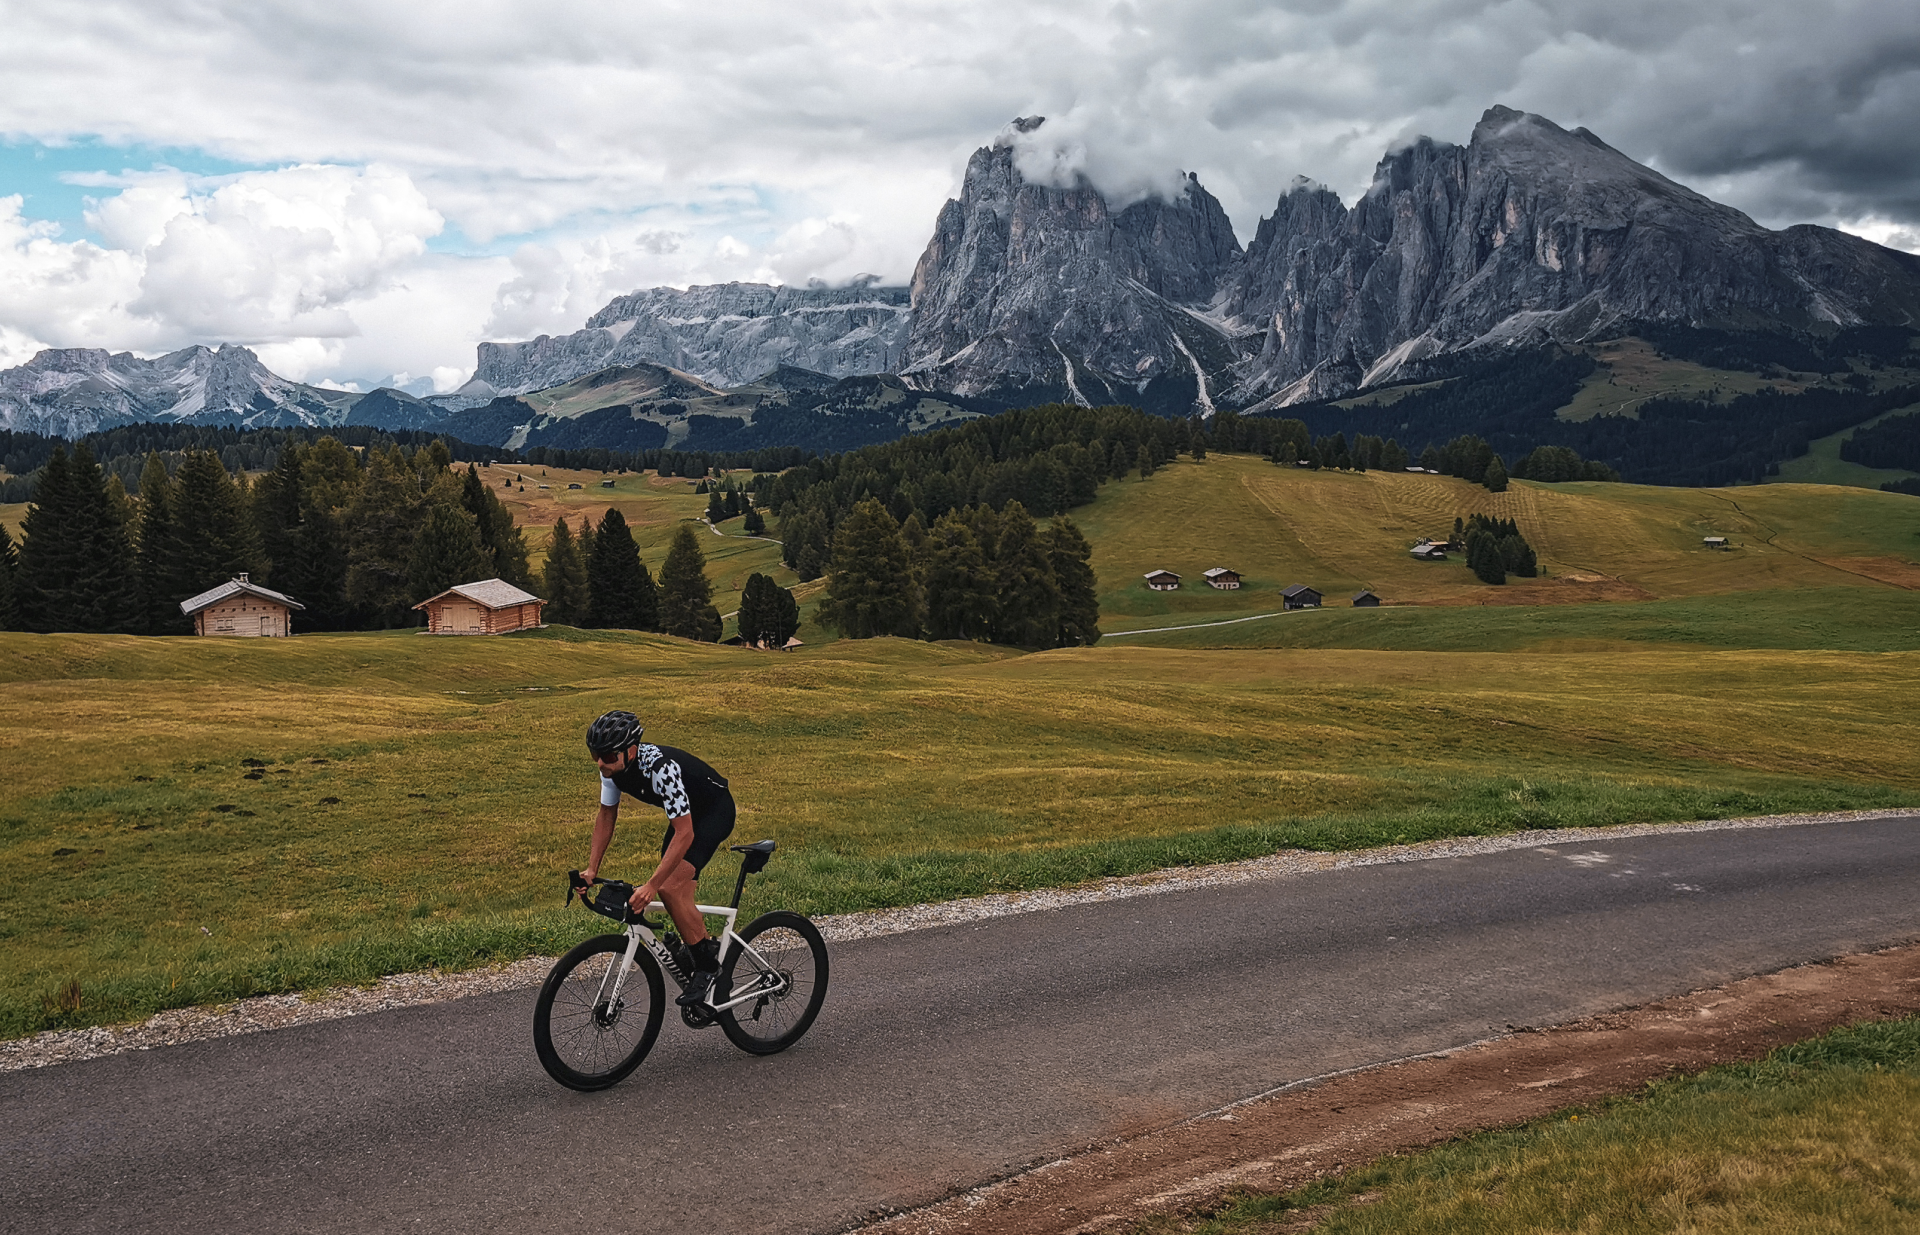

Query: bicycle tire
left=717, top=911, right=829, bottom=1055
left=533, top=933, right=665, bottom=1090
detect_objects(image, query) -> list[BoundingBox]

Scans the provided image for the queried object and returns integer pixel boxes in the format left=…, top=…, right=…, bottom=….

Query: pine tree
left=1466, top=530, right=1507, bottom=585
left=1044, top=515, right=1101, bottom=647
left=818, top=498, right=920, bottom=639
left=0, top=524, right=20, bottom=631
left=133, top=453, right=188, bottom=634
left=172, top=451, right=263, bottom=598
left=286, top=438, right=358, bottom=629
left=919, top=511, right=995, bottom=641
left=743, top=506, right=766, bottom=535
left=1483, top=454, right=1509, bottom=493
left=990, top=501, right=1060, bottom=646
left=659, top=523, right=720, bottom=641
left=738, top=572, right=800, bottom=648
left=408, top=500, right=494, bottom=603
left=706, top=488, right=727, bottom=524
left=1135, top=444, right=1154, bottom=479
left=542, top=517, right=591, bottom=625
left=586, top=508, right=658, bottom=630
left=15, top=444, right=139, bottom=633
left=461, top=464, right=534, bottom=588
left=343, top=448, right=428, bottom=627
left=1108, top=441, right=1130, bottom=479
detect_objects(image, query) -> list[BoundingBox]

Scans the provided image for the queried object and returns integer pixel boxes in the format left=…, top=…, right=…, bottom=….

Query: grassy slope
left=1074, top=454, right=1920, bottom=633
left=1768, top=403, right=1920, bottom=489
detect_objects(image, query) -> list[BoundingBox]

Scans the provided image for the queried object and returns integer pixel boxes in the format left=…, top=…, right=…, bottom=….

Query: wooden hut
left=1203, top=568, right=1242, bottom=590
left=1144, top=570, right=1182, bottom=591
left=180, top=574, right=304, bottom=637
left=1352, top=590, right=1382, bottom=607
left=413, top=579, right=545, bottom=635
left=1280, top=584, right=1323, bottom=610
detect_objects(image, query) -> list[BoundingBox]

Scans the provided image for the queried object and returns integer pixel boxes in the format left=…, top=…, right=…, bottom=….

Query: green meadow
left=3, top=453, right=1919, bottom=1036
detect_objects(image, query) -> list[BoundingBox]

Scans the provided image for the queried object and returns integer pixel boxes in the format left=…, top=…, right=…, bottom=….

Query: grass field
left=1769, top=404, right=1920, bottom=490
left=1142, top=1015, right=1920, bottom=1235
left=1074, top=455, right=1920, bottom=631
left=2, top=625, right=1916, bottom=1037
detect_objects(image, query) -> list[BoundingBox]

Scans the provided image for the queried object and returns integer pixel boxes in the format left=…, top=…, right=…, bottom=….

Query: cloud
left=1, top=0, right=1918, bottom=385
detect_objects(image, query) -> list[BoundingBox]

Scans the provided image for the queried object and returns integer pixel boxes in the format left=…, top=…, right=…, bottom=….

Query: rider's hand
left=629, top=884, right=654, bottom=914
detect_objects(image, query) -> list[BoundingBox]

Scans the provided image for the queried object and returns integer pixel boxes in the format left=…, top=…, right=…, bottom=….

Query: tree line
left=0, top=435, right=792, bottom=640
left=815, top=498, right=1099, bottom=648
left=1840, top=409, right=1920, bottom=472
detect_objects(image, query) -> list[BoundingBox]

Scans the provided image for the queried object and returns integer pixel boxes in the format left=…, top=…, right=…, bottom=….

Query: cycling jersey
left=601, top=743, right=735, bottom=873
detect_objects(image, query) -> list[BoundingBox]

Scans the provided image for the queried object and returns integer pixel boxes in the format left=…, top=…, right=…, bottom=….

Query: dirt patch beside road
left=856, top=944, right=1920, bottom=1235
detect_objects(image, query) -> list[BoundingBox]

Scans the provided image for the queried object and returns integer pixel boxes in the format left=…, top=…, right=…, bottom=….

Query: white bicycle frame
left=590, top=900, right=789, bottom=1015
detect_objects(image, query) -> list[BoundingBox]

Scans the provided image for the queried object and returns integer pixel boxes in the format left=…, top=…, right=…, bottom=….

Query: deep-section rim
left=533, top=933, right=665, bottom=1090
left=717, top=910, right=829, bottom=1055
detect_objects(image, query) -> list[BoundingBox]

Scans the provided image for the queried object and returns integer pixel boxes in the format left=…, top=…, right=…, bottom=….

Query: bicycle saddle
left=730, top=839, right=776, bottom=875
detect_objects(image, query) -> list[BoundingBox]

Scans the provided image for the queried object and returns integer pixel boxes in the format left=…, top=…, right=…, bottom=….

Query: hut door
left=260, top=616, right=273, bottom=637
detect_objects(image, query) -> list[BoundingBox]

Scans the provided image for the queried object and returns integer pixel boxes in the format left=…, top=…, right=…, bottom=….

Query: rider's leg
left=657, top=858, right=707, bottom=944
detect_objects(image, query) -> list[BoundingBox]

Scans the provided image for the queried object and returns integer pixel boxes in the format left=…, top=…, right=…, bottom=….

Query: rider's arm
left=585, top=801, right=617, bottom=881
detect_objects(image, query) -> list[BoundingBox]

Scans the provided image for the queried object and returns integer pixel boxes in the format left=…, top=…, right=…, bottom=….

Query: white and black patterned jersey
left=600, top=743, right=730, bottom=820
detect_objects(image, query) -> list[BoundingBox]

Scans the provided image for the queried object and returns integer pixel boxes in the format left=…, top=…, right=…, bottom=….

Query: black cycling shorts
left=661, top=789, right=736, bottom=874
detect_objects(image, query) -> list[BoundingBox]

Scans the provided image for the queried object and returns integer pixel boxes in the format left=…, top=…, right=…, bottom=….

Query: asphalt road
left=7, top=816, right=1918, bottom=1235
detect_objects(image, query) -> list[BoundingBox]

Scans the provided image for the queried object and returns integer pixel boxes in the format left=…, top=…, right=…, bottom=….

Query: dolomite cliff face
left=899, top=122, right=1244, bottom=410
left=461, top=281, right=912, bottom=400
left=1220, top=106, right=1920, bottom=407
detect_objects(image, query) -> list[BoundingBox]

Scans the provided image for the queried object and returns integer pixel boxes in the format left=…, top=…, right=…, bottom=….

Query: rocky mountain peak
left=901, top=122, right=1242, bottom=408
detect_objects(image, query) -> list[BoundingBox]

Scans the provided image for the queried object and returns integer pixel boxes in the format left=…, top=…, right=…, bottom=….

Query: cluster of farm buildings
left=1141, top=569, right=1380, bottom=608
left=180, top=575, right=544, bottom=638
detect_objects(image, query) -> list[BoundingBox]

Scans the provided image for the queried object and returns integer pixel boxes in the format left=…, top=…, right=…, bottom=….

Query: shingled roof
left=179, top=575, right=305, bottom=617
left=412, top=578, right=542, bottom=611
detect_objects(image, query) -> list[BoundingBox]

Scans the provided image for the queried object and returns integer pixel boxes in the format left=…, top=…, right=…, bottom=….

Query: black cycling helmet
left=586, top=710, right=643, bottom=757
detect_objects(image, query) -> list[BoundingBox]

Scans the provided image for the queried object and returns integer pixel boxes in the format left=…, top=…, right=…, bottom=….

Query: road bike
left=533, top=839, right=829, bottom=1091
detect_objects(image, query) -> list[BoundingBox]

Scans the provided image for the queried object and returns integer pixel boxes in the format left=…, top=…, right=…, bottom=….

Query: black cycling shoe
left=675, top=968, right=715, bottom=1010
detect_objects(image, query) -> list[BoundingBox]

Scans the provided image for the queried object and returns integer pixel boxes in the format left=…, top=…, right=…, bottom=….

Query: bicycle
left=532, top=839, right=830, bottom=1091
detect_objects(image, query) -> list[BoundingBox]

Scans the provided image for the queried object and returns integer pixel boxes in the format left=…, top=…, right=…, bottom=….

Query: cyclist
left=577, top=711, right=735, bottom=1010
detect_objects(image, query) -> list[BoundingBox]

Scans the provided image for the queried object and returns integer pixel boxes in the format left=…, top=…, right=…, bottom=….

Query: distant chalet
left=1409, top=540, right=1449, bottom=560
left=181, top=574, right=304, bottom=637
left=1352, top=590, right=1382, bottom=607
left=1144, top=570, right=1181, bottom=591
left=1203, top=568, right=1241, bottom=590
left=414, top=578, right=545, bottom=635
left=1280, top=584, right=1322, bottom=610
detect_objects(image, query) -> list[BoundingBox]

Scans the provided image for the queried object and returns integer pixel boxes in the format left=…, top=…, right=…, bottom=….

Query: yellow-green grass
left=1, top=500, right=24, bottom=541
left=1111, top=587, right=1920, bottom=653
left=1769, top=404, right=1920, bottom=490
left=1138, top=1016, right=1920, bottom=1235
left=1558, top=337, right=1821, bottom=423
left=1072, top=455, right=1920, bottom=630
left=2, top=631, right=1915, bottom=1036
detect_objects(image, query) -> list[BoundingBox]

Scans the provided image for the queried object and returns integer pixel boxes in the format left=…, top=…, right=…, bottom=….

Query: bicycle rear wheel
left=533, top=934, right=665, bottom=1090
left=717, top=910, right=829, bottom=1055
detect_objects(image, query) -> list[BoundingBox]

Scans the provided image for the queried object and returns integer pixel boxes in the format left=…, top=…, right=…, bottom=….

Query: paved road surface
left=7, top=816, right=1918, bottom=1234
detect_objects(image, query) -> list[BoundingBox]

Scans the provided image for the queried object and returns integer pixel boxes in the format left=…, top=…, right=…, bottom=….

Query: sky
left=2, top=0, right=1917, bottom=393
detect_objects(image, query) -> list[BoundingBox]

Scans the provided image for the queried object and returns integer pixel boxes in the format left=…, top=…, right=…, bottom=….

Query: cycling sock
left=690, top=937, right=720, bottom=973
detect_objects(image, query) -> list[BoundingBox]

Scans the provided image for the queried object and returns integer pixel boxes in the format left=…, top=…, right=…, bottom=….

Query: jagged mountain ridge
left=443, top=280, right=914, bottom=406
left=0, top=344, right=452, bottom=439
left=1220, top=106, right=1920, bottom=408
left=898, top=120, right=1244, bottom=408
left=7, top=104, right=1919, bottom=448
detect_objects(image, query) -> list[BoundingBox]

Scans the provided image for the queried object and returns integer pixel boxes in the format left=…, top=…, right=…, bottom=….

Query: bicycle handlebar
left=566, top=871, right=667, bottom=927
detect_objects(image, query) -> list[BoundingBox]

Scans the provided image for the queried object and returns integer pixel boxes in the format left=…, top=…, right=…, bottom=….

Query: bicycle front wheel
left=717, top=910, right=829, bottom=1055
left=533, top=933, right=665, bottom=1090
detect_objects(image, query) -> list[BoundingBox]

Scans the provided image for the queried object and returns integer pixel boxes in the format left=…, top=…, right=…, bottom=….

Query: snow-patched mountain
left=899, top=118, right=1243, bottom=410
left=441, top=281, right=913, bottom=406
left=1218, top=106, right=1920, bottom=407
left=0, top=344, right=446, bottom=438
